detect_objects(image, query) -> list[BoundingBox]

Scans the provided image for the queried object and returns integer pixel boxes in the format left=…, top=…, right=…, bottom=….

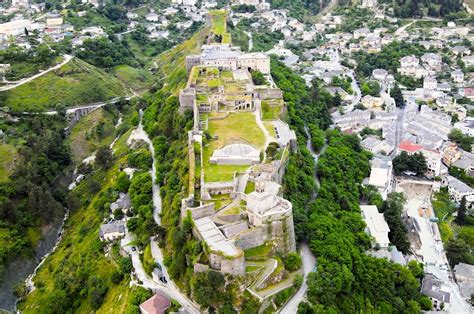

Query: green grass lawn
left=261, top=101, right=283, bottom=120
left=210, top=10, right=227, bottom=35
left=112, top=65, right=155, bottom=93
left=2, top=58, right=127, bottom=112
left=244, top=242, right=272, bottom=260
left=203, top=112, right=264, bottom=182
left=0, top=142, right=17, bottom=182
left=142, top=242, right=155, bottom=276
left=245, top=181, right=255, bottom=194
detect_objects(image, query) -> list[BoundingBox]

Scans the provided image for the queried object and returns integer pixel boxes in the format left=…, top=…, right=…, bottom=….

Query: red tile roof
left=398, top=140, right=423, bottom=153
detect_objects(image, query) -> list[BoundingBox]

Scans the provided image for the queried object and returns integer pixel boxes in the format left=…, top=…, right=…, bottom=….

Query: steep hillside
left=0, top=142, right=16, bottom=183
left=1, top=58, right=128, bottom=112
left=66, top=107, right=120, bottom=164
left=153, top=27, right=209, bottom=95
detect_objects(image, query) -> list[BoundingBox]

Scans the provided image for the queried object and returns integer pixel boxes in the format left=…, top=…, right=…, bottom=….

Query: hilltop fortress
left=178, top=13, right=297, bottom=277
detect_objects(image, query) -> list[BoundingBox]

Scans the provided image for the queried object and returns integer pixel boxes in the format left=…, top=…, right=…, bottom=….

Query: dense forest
left=271, top=60, right=429, bottom=312
left=0, top=115, right=70, bottom=282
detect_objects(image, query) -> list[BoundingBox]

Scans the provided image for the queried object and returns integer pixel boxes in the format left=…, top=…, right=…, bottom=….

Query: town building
left=454, top=263, right=474, bottom=300
left=397, top=140, right=442, bottom=176
left=442, top=176, right=474, bottom=206
left=139, top=292, right=171, bottom=314
left=361, top=95, right=384, bottom=109
left=442, top=143, right=462, bottom=166
left=367, top=157, right=393, bottom=199
left=99, top=220, right=126, bottom=241
left=451, top=69, right=464, bottom=83
left=361, top=205, right=390, bottom=248
left=186, top=45, right=270, bottom=74
left=421, top=273, right=451, bottom=311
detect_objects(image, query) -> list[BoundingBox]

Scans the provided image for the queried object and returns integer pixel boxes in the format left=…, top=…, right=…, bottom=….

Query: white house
left=421, top=53, right=442, bottom=68
left=451, top=69, right=464, bottom=83
left=443, top=176, right=474, bottom=206
left=400, top=55, right=419, bottom=68
left=368, top=157, right=393, bottom=199
left=462, top=55, right=474, bottom=67
left=99, top=221, right=126, bottom=241
left=361, top=205, right=390, bottom=248
left=145, top=12, right=159, bottom=22
left=372, top=69, right=388, bottom=81
left=423, top=76, right=438, bottom=90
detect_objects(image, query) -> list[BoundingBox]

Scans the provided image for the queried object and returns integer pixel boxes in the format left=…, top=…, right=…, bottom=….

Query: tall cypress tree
left=456, top=196, right=467, bottom=226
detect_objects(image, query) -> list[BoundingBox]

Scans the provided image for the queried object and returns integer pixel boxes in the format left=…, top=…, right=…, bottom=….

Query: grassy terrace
left=210, top=10, right=227, bottom=35
left=209, top=10, right=231, bottom=44
left=203, top=112, right=264, bottom=182
left=2, top=58, right=127, bottom=112
left=261, top=100, right=283, bottom=120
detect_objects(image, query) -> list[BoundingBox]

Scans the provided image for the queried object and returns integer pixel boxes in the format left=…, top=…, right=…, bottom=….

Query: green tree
left=456, top=196, right=467, bottom=226
left=95, top=146, right=113, bottom=169
left=390, top=84, right=405, bottom=108
left=446, top=238, right=470, bottom=266
left=381, top=192, right=410, bottom=254
left=283, top=252, right=302, bottom=272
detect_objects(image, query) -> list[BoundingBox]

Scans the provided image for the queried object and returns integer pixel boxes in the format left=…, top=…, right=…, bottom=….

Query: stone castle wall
left=234, top=226, right=267, bottom=250
left=182, top=203, right=215, bottom=220
left=208, top=252, right=245, bottom=276
left=233, top=211, right=296, bottom=253
left=258, top=88, right=283, bottom=100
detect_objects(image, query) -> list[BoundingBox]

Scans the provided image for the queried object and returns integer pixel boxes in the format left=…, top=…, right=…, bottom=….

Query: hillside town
left=0, top=0, right=473, bottom=313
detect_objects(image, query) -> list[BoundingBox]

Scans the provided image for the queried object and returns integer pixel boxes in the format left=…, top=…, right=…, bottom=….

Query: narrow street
left=125, top=110, right=200, bottom=313
left=279, top=243, right=316, bottom=313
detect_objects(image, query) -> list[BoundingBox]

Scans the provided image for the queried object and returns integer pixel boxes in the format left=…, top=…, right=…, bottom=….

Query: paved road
left=344, top=70, right=361, bottom=113
left=244, top=31, right=253, bottom=51
left=398, top=184, right=471, bottom=313
left=129, top=112, right=200, bottom=313
left=0, top=55, right=73, bottom=92
left=279, top=243, right=316, bottom=313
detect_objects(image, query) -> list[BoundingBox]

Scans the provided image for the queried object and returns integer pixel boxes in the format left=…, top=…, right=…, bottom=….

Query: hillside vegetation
left=1, top=58, right=127, bottom=112
left=0, top=142, right=16, bottom=182
left=66, top=107, right=119, bottom=164
left=153, top=27, right=209, bottom=95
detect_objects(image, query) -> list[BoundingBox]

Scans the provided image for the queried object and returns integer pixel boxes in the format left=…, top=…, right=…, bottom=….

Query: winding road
left=279, top=243, right=316, bottom=313
left=0, top=54, right=73, bottom=92
left=125, top=110, right=200, bottom=313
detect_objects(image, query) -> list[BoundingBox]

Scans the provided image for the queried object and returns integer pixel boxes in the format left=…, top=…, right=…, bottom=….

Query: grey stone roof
left=361, top=137, right=382, bottom=150
left=454, top=263, right=474, bottom=279
left=453, top=151, right=474, bottom=170
left=99, top=220, right=125, bottom=237
left=447, top=176, right=473, bottom=194
left=421, top=273, right=451, bottom=303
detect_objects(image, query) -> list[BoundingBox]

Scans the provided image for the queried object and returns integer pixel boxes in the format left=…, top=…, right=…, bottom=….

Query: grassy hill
left=112, top=65, right=155, bottom=95
left=1, top=58, right=128, bottom=112
left=66, top=107, right=119, bottom=164
left=153, top=27, right=209, bottom=95
left=0, top=142, right=16, bottom=183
